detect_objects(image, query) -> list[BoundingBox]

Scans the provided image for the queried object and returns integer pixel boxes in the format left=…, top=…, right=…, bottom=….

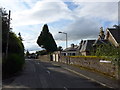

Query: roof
left=93, top=40, right=110, bottom=46
left=107, top=28, right=120, bottom=43
left=80, top=40, right=96, bottom=52
left=62, top=45, right=79, bottom=52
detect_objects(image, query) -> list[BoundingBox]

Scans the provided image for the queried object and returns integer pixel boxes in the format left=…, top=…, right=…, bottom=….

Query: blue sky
left=0, top=0, right=119, bottom=53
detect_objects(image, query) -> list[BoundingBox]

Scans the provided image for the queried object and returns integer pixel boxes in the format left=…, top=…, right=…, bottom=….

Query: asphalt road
left=2, top=59, right=111, bottom=89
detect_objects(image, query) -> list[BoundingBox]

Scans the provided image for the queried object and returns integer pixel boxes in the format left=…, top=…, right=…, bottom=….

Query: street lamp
left=58, top=31, right=68, bottom=49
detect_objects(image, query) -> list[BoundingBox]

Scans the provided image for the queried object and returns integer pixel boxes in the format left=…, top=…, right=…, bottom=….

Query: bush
left=2, top=32, right=25, bottom=78
left=3, top=53, right=25, bottom=77
left=94, top=44, right=120, bottom=56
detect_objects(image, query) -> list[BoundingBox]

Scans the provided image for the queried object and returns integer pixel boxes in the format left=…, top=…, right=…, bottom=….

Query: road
left=2, top=59, right=111, bottom=89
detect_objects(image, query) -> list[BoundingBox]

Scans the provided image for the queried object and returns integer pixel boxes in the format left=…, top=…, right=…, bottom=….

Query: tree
left=37, top=24, right=57, bottom=53
left=18, top=32, right=23, bottom=41
left=26, top=50, right=30, bottom=57
left=57, top=46, right=63, bottom=51
left=2, top=8, right=25, bottom=78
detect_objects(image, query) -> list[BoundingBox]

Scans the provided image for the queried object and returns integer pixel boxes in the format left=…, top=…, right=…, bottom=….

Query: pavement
left=50, top=61, right=120, bottom=89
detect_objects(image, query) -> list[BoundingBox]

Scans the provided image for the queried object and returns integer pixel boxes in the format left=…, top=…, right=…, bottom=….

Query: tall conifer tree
left=37, top=24, right=57, bottom=52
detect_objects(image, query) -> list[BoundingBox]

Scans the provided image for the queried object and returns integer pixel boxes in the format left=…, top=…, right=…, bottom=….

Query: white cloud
left=55, top=2, right=118, bottom=41
left=73, top=0, right=119, bottom=2
left=55, top=17, right=101, bottom=41
left=73, top=2, right=118, bottom=22
left=12, top=0, right=73, bottom=26
left=0, top=0, right=29, bottom=12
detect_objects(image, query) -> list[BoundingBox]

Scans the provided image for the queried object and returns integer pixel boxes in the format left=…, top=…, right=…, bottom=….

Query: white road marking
left=64, top=87, right=68, bottom=90
left=63, top=67, right=114, bottom=88
left=46, top=70, right=50, bottom=74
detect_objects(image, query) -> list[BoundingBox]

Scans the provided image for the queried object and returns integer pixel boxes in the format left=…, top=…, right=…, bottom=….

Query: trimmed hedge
left=2, top=32, right=25, bottom=78
left=3, top=53, right=25, bottom=75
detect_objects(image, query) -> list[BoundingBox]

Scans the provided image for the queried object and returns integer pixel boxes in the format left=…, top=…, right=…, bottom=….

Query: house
left=105, top=26, right=120, bottom=47
left=61, top=44, right=80, bottom=56
left=93, top=26, right=120, bottom=47
left=93, top=27, right=111, bottom=47
left=80, top=40, right=96, bottom=56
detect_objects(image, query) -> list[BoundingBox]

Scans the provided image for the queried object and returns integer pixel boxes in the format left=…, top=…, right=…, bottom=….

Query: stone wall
left=38, top=55, right=50, bottom=61
left=38, top=55, right=119, bottom=79
left=59, top=56, right=118, bottom=79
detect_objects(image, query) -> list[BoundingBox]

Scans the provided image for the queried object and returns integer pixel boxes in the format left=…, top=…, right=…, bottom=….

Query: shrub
left=3, top=53, right=25, bottom=77
left=2, top=32, right=25, bottom=78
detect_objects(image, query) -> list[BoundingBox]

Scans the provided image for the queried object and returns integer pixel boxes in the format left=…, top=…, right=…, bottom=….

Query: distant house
left=93, top=27, right=111, bottom=47
left=80, top=40, right=96, bottom=56
left=105, top=26, right=120, bottom=47
left=61, top=44, right=80, bottom=56
left=93, top=26, right=120, bottom=47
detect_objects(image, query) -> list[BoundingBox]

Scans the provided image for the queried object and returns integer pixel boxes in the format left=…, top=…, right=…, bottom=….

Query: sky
left=0, top=0, right=119, bottom=53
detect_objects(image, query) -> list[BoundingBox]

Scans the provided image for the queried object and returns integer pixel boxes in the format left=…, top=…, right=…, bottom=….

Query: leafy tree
left=57, top=46, right=63, bottom=51
left=2, top=8, right=9, bottom=53
left=94, top=44, right=120, bottom=56
left=26, top=50, right=30, bottom=57
left=2, top=8, right=25, bottom=78
left=36, top=50, right=48, bottom=56
left=18, top=32, right=23, bottom=41
left=37, top=24, right=57, bottom=53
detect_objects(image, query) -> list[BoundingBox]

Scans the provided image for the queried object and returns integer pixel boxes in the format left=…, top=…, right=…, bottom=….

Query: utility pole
left=6, top=10, right=11, bottom=59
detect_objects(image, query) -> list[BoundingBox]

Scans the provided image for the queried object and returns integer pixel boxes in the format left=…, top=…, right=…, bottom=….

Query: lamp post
left=58, top=31, right=68, bottom=49
left=58, top=31, right=68, bottom=56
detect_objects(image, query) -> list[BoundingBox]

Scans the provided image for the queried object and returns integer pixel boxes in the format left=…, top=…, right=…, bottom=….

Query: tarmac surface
left=2, top=59, right=119, bottom=89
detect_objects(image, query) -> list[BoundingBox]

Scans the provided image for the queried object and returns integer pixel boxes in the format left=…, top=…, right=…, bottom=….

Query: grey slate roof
left=107, top=28, right=120, bottom=43
left=80, top=40, right=95, bottom=52
left=63, top=45, right=79, bottom=52
left=93, top=40, right=110, bottom=46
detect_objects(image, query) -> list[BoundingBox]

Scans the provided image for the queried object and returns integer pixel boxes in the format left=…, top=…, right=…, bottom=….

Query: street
left=2, top=59, right=110, bottom=89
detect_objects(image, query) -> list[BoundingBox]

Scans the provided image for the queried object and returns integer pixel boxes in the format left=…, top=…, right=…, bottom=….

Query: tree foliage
left=36, top=50, right=48, bottom=56
left=2, top=8, right=25, bottom=78
left=94, top=44, right=120, bottom=57
left=57, top=46, right=63, bottom=51
left=37, top=24, right=57, bottom=53
left=25, top=50, right=30, bottom=57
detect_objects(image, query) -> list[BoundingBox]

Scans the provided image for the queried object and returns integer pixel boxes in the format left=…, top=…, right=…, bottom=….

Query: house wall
left=107, top=30, right=119, bottom=47
left=56, top=54, right=59, bottom=62
left=59, top=56, right=118, bottom=79
left=81, top=52, right=86, bottom=56
left=61, top=51, right=79, bottom=56
left=53, top=54, right=56, bottom=61
left=81, top=51, right=90, bottom=56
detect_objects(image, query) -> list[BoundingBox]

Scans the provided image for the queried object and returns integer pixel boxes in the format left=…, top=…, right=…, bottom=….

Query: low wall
left=38, top=55, right=119, bottom=79
left=59, top=56, right=118, bottom=79
left=38, top=55, right=50, bottom=61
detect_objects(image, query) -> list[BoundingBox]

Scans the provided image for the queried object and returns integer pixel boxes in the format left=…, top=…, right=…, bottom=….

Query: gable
left=108, top=28, right=120, bottom=43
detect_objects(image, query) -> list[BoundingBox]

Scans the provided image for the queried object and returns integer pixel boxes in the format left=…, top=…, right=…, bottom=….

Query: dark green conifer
left=37, top=24, right=57, bottom=53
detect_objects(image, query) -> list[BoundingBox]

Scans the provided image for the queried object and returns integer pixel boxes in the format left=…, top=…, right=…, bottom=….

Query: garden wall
left=38, top=55, right=50, bottom=61
left=38, top=55, right=119, bottom=79
left=59, top=56, right=118, bottom=79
